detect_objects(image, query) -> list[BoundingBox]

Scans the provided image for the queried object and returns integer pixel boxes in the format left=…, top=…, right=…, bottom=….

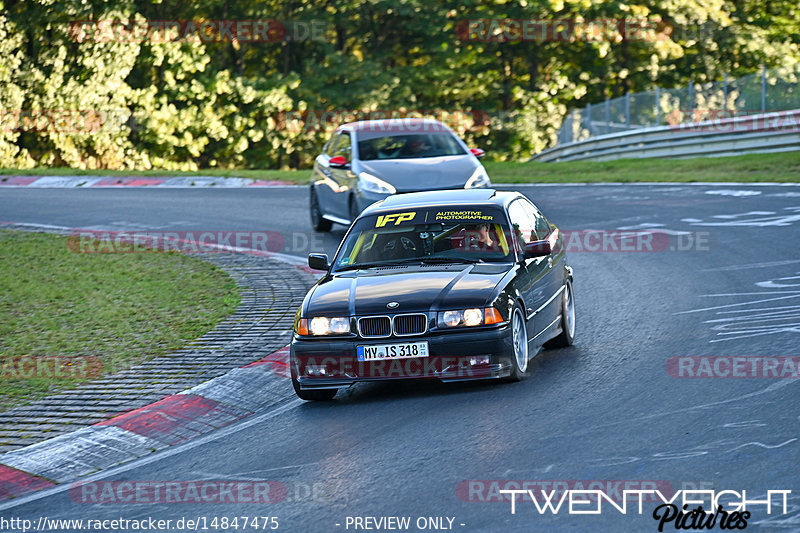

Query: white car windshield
left=357, top=133, right=466, bottom=160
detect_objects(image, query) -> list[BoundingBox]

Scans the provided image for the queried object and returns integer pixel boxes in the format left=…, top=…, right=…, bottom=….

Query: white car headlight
left=463, top=308, right=484, bottom=326
left=308, top=317, right=351, bottom=336
left=437, top=308, right=504, bottom=328
left=359, top=172, right=396, bottom=194
left=464, top=167, right=491, bottom=189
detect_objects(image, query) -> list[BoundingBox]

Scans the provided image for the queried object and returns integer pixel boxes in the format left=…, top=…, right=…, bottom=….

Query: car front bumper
left=291, top=325, right=515, bottom=390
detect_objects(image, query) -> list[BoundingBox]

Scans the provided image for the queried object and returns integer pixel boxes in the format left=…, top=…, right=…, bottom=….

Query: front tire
left=545, top=279, right=575, bottom=348
left=506, top=304, right=529, bottom=381
left=310, top=188, right=332, bottom=232
left=292, top=376, right=337, bottom=401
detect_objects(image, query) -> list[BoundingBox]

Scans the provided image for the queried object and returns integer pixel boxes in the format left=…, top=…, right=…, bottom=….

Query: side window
left=323, top=134, right=337, bottom=157
left=507, top=200, right=537, bottom=247
left=333, top=132, right=352, bottom=162
left=520, top=199, right=551, bottom=240
left=534, top=215, right=551, bottom=240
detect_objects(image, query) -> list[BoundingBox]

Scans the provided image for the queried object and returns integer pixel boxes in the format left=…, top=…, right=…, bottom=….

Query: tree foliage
left=0, top=0, right=798, bottom=169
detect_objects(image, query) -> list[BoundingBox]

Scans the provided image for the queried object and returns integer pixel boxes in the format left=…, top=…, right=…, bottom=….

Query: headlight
left=442, top=310, right=462, bottom=327
left=296, top=317, right=351, bottom=336
left=463, top=308, right=483, bottom=326
left=437, top=307, right=504, bottom=328
left=359, top=172, right=396, bottom=194
left=464, top=167, right=491, bottom=189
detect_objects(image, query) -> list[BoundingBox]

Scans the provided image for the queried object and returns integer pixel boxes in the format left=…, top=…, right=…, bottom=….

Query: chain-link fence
left=555, top=65, right=800, bottom=145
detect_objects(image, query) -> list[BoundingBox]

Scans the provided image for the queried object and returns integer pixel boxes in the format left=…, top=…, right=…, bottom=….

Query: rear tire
left=292, top=376, right=337, bottom=401
left=310, top=188, right=332, bottom=232
left=545, top=280, right=575, bottom=348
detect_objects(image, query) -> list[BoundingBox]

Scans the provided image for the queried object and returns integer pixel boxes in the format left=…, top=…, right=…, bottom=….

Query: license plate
left=357, top=341, right=429, bottom=362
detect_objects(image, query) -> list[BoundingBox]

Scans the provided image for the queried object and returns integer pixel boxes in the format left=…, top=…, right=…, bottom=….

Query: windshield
left=333, top=207, right=515, bottom=271
left=357, top=132, right=467, bottom=160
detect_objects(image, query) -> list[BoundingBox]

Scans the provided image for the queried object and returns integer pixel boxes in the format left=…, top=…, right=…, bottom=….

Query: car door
left=507, top=199, right=540, bottom=341
left=520, top=198, right=562, bottom=338
left=328, top=131, right=354, bottom=218
left=313, top=133, right=340, bottom=215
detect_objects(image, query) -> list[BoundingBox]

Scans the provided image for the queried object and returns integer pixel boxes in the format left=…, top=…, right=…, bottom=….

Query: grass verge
left=0, top=229, right=240, bottom=410
left=484, top=151, right=800, bottom=183
left=1, top=151, right=799, bottom=184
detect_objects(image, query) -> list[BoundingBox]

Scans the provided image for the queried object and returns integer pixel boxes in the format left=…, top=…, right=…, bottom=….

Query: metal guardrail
left=552, top=66, right=800, bottom=146
left=532, top=109, right=800, bottom=162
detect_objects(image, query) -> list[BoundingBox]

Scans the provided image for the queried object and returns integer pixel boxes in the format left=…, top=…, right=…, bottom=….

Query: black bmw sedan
left=291, top=189, right=575, bottom=400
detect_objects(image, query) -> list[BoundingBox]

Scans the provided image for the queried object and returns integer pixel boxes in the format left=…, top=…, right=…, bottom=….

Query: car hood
left=359, top=156, right=479, bottom=192
left=306, top=264, right=510, bottom=316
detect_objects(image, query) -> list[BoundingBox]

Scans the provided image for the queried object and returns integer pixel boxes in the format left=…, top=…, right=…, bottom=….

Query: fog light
left=469, top=356, right=490, bottom=366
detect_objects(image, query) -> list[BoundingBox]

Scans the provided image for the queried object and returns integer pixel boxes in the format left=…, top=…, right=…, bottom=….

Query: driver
left=465, top=223, right=496, bottom=251
left=403, top=138, right=431, bottom=156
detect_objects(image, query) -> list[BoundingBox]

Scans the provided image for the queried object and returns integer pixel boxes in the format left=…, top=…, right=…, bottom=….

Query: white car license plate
left=357, top=341, right=429, bottom=362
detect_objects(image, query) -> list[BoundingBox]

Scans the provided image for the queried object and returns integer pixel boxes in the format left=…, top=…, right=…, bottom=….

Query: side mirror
left=524, top=240, right=551, bottom=258
left=329, top=156, right=348, bottom=168
left=470, top=148, right=485, bottom=158
left=308, top=253, right=330, bottom=271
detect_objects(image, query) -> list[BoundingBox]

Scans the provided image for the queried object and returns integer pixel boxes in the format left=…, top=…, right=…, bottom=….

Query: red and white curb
left=0, top=176, right=301, bottom=188
left=0, top=346, right=292, bottom=500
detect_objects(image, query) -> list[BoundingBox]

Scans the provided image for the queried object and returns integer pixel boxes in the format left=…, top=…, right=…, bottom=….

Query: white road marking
left=704, top=190, right=761, bottom=197
left=721, top=420, right=767, bottom=429
left=727, top=439, right=797, bottom=452
left=757, top=274, right=800, bottom=288
left=685, top=207, right=800, bottom=227
left=676, top=292, right=800, bottom=314
left=616, top=223, right=665, bottom=229
left=703, top=259, right=800, bottom=272
left=192, top=462, right=322, bottom=480
left=713, top=211, right=775, bottom=219
left=652, top=450, right=709, bottom=460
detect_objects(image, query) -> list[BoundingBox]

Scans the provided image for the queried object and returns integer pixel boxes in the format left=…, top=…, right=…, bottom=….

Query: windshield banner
left=373, top=208, right=499, bottom=228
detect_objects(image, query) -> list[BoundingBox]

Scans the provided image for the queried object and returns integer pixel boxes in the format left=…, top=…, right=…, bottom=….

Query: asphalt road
left=1, top=183, right=799, bottom=532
